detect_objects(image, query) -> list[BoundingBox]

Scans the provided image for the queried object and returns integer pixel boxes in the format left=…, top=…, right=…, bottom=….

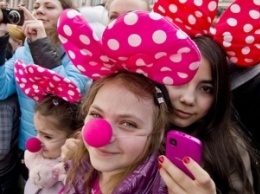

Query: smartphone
left=165, top=130, right=203, bottom=179
left=1, top=8, right=24, bottom=26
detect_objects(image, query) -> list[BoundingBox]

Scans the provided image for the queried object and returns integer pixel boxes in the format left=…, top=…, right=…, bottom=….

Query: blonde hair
left=7, top=24, right=26, bottom=43
left=65, top=72, right=171, bottom=193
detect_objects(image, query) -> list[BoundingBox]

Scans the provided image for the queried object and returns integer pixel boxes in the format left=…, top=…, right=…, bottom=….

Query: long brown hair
left=65, top=72, right=171, bottom=193
left=168, top=36, right=259, bottom=193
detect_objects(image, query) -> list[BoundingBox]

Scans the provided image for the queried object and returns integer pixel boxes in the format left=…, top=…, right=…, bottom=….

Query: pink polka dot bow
left=57, top=10, right=201, bottom=86
left=153, top=0, right=260, bottom=67
left=14, top=60, right=81, bottom=102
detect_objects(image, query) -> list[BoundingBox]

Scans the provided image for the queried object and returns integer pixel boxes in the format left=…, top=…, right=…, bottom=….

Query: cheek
left=166, top=86, right=179, bottom=102
left=120, top=137, right=148, bottom=158
left=198, top=98, right=214, bottom=116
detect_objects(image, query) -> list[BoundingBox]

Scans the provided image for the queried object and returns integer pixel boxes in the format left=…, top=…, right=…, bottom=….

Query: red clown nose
left=26, top=137, right=42, bottom=153
left=82, top=118, right=113, bottom=147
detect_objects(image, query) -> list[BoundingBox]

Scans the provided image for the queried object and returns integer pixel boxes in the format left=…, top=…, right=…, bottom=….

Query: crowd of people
left=0, top=0, right=259, bottom=193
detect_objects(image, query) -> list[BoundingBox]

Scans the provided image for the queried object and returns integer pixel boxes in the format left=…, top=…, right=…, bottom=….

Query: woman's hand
left=18, top=5, right=47, bottom=41
left=158, top=155, right=216, bottom=194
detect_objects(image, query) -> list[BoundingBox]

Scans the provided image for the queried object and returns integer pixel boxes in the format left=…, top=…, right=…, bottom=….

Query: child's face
left=166, top=56, right=214, bottom=128
left=34, top=112, right=69, bottom=159
left=84, top=81, right=155, bottom=175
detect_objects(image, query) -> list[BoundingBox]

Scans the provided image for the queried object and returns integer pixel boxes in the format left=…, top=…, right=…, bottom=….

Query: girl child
left=56, top=9, right=202, bottom=193
left=0, top=0, right=90, bottom=181
left=153, top=0, right=260, bottom=193
left=14, top=61, right=83, bottom=193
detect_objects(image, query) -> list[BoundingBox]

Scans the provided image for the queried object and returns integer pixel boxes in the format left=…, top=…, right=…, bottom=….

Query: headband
left=14, top=60, right=81, bottom=102
left=57, top=9, right=201, bottom=86
left=153, top=0, right=260, bottom=67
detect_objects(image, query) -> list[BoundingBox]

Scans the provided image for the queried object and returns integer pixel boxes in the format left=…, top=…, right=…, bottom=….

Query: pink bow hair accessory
left=57, top=9, right=201, bottom=86
left=14, top=60, right=81, bottom=102
left=153, top=0, right=260, bottom=67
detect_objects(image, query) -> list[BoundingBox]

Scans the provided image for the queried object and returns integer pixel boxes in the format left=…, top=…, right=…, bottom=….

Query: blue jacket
left=0, top=36, right=91, bottom=150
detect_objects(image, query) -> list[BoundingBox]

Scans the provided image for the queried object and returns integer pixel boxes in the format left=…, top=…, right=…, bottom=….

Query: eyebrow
left=38, top=130, right=53, bottom=137
left=200, top=80, right=213, bottom=85
left=90, top=105, right=145, bottom=125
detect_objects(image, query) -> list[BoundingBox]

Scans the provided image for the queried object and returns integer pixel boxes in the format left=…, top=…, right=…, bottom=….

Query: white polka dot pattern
left=14, top=60, right=81, bottom=102
left=153, top=0, right=260, bottom=67
left=57, top=10, right=201, bottom=86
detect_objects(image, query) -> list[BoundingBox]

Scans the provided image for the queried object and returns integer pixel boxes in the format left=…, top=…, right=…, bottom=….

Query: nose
left=34, top=6, right=45, bottom=15
left=25, top=137, right=42, bottom=152
left=82, top=118, right=113, bottom=147
left=179, top=85, right=196, bottom=106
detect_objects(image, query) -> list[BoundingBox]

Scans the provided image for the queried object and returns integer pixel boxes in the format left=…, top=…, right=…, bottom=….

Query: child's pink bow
left=57, top=10, right=201, bottom=86
left=14, top=60, right=81, bottom=102
left=153, top=0, right=260, bottom=67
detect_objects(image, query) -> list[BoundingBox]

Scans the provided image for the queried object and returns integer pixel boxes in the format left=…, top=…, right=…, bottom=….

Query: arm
left=0, top=5, right=8, bottom=65
left=18, top=6, right=61, bottom=69
left=28, top=37, right=62, bottom=69
left=0, top=103, right=14, bottom=160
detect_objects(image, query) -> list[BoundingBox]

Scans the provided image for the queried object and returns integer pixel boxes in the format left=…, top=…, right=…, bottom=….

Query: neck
left=99, top=169, right=124, bottom=193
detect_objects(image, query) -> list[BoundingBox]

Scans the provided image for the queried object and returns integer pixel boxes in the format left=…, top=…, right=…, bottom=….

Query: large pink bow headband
left=14, top=60, right=81, bottom=102
left=153, top=0, right=260, bottom=67
left=57, top=10, right=201, bottom=86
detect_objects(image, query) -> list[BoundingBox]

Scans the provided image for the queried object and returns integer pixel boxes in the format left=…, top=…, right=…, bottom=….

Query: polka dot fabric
left=57, top=10, right=201, bottom=86
left=153, top=0, right=218, bottom=37
left=14, top=60, right=81, bottom=102
left=153, top=0, right=260, bottom=67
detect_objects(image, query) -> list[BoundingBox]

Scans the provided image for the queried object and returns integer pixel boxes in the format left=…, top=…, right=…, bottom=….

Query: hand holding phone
left=165, top=130, right=203, bottom=179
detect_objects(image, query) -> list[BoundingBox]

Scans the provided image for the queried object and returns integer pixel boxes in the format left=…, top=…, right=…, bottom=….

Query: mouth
left=37, top=19, right=47, bottom=23
left=175, top=109, right=193, bottom=119
left=96, top=149, right=117, bottom=156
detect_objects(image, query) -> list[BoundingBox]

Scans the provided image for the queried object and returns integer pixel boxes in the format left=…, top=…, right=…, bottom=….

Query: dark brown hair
left=169, top=36, right=259, bottom=193
left=35, top=95, right=82, bottom=136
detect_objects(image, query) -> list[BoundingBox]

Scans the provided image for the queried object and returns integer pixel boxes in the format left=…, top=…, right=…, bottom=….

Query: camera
left=1, top=8, right=24, bottom=25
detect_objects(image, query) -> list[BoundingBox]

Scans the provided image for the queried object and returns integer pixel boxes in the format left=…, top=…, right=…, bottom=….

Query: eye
left=121, top=121, right=137, bottom=128
left=200, top=85, right=213, bottom=94
left=109, top=14, right=118, bottom=21
left=44, top=135, right=52, bottom=140
left=89, top=112, right=102, bottom=118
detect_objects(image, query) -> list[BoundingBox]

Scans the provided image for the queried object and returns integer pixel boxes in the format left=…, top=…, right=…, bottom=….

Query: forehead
left=93, top=81, right=154, bottom=115
left=194, top=56, right=212, bottom=81
left=34, top=0, right=62, bottom=6
left=34, top=112, right=69, bottom=134
left=109, top=0, right=148, bottom=13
